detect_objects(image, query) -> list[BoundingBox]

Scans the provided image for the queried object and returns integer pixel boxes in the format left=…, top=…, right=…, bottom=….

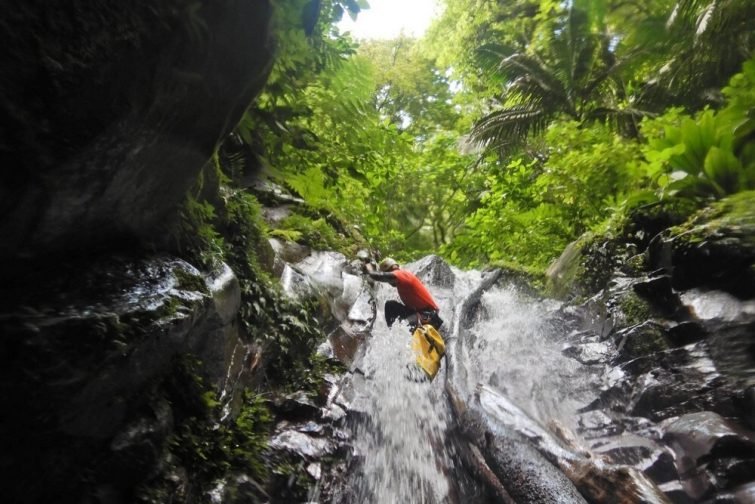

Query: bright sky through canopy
left=338, top=0, right=441, bottom=40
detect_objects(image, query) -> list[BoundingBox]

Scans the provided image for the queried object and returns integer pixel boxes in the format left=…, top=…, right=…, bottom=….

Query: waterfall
left=349, top=283, right=454, bottom=504
left=459, top=286, right=595, bottom=434
left=299, top=254, right=750, bottom=503
left=342, top=263, right=598, bottom=503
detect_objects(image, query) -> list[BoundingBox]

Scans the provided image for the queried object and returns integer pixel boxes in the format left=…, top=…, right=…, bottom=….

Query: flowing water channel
left=342, top=263, right=600, bottom=503
left=291, top=253, right=755, bottom=503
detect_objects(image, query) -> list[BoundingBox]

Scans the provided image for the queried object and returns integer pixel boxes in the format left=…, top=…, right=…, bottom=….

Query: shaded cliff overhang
left=0, top=0, right=275, bottom=273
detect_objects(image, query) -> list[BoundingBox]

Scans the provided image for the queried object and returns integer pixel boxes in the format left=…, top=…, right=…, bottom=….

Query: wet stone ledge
left=0, top=254, right=243, bottom=503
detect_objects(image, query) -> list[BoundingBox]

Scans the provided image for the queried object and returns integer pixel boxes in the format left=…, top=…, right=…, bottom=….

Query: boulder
left=612, top=322, right=669, bottom=363
left=0, top=255, right=246, bottom=502
left=0, top=1, right=275, bottom=274
left=662, top=411, right=755, bottom=498
left=648, top=192, right=755, bottom=299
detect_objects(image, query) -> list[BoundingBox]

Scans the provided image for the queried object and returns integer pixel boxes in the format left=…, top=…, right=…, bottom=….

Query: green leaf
left=704, top=146, right=742, bottom=195
left=666, top=175, right=714, bottom=198
left=679, top=116, right=708, bottom=162
left=733, top=117, right=755, bottom=151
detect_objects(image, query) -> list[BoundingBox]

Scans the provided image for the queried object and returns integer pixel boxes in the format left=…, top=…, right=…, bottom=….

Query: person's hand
left=361, top=260, right=376, bottom=274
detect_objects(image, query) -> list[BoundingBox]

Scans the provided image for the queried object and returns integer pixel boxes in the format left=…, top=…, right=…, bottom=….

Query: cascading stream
left=459, top=286, right=596, bottom=434
left=345, top=263, right=600, bottom=502
left=296, top=253, right=752, bottom=503
left=349, top=282, right=454, bottom=504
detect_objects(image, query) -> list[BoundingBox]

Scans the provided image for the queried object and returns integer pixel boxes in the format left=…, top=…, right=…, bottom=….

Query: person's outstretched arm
left=368, top=271, right=396, bottom=283
left=363, top=261, right=396, bottom=283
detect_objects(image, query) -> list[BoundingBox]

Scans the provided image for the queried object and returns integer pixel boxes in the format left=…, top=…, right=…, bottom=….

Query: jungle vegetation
left=235, top=0, right=754, bottom=272
left=166, top=1, right=752, bottom=496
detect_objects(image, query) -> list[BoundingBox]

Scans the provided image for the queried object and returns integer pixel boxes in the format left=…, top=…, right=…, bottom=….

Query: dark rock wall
left=0, top=0, right=274, bottom=271
left=0, top=256, right=246, bottom=503
left=553, top=193, right=755, bottom=502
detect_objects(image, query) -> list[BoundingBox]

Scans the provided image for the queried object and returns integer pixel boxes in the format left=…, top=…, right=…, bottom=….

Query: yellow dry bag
left=411, top=324, right=446, bottom=381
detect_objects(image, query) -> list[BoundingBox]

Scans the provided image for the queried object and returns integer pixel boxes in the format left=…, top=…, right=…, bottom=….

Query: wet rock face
left=413, top=254, right=456, bottom=289
left=279, top=250, right=376, bottom=365
left=263, top=369, right=355, bottom=503
left=0, top=0, right=274, bottom=270
left=0, top=255, right=245, bottom=503
left=648, top=192, right=755, bottom=299
left=557, top=210, right=755, bottom=501
left=662, top=412, right=755, bottom=500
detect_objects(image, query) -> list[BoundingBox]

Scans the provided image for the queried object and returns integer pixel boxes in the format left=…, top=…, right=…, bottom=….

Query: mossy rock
left=617, top=291, right=655, bottom=328
left=650, top=191, right=755, bottom=298
left=616, top=197, right=703, bottom=252
left=622, top=253, right=649, bottom=276
left=173, top=265, right=209, bottom=294
left=488, top=259, right=546, bottom=294
left=614, top=322, right=670, bottom=362
left=545, top=233, right=620, bottom=299
left=273, top=212, right=354, bottom=255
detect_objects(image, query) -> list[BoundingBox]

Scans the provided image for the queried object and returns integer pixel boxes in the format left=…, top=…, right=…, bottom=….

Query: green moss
left=652, top=191, right=755, bottom=296
left=175, top=192, right=227, bottom=269
left=544, top=193, right=753, bottom=299
left=159, top=296, right=182, bottom=318
left=544, top=232, right=615, bottom=299
left=173, top=266, right=208, bottom=294
left=172, top=161, right=230, bottom=269
left=618, top=323, right=669, bottom=361
left=284, top=352, right=347, bottom=396
left=668, top=190, right=755, bottom=247
left=269, top=459, right=311, bottom=502
left=619, top=292, right=654, bottom=327
left=624, top=252, right=649, bottom=275
left=137, top=357, right=273, bottom=502
left=226, top=392, right=273, bottom=479
left=276, top=212, right=350, bottom=253
left=142, top=350, right=343, bottom=502
left=118, top=295, right=190, bottom=332
left=595, top=194, right=703, bottom=250
left=488, top=258, right=547, bottom=294
left=725, top=190, right=755, bottom=220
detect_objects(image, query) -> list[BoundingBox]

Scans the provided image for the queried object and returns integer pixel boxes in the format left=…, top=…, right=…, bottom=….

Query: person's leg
left=384, top=300, right=414, bottom=327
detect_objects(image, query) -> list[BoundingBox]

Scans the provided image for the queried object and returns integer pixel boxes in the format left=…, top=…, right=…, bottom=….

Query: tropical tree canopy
left=231, top=0, right=755, bottom=271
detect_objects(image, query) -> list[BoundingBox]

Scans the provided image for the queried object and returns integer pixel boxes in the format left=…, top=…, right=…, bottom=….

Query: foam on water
left=463, top=286, right=592, bottom=432
left=346, top=272, right=595, bottom=502
left=350, top=286, right=453, bottom=504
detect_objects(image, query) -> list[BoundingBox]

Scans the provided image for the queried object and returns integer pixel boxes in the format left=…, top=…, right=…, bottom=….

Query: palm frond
left=587, top=105, right=655, bottom=137
left=581, top=55, right=628, bottom=104
left=499, top=54, right=572, bottom=110
left=659, top=0, right=755, bottom=107
left=475, top=43, right=518, bottom=72
left=471, top=105, right=549, bottom=155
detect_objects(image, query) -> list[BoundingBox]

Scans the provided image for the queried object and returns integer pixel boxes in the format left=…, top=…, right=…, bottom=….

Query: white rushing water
left=462, top=286, right=594, bottom=433
left=347, top=267, right=597, bottom=503
left=351, top=288, right=453, bottom=504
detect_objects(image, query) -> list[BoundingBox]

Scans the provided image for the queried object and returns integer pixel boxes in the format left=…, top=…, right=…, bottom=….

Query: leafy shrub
left=276, top=212, right=349, bottom=252
left=175, top=158, right=328, bottom=391
left=147, top=357, right=272, bottom=502
left=213, top=195, right=326, bottom=386
left=444, top=120, right=645, bottom=271
left=176, top=193, right=226, bottom=269
left=640, top=57, right=755, bottom=199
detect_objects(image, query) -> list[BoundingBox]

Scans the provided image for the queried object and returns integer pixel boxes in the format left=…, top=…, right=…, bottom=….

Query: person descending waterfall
left=363, top=257, right=444, bottom=330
